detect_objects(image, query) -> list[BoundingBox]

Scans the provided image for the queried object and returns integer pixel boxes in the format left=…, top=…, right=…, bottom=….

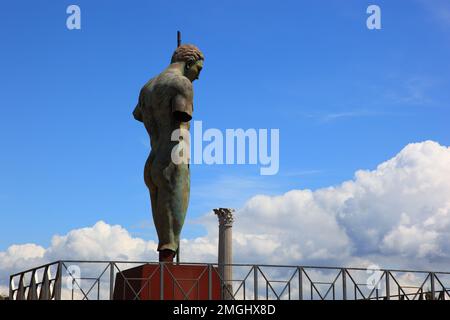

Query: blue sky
left=0, top=0, right=449, bottom=250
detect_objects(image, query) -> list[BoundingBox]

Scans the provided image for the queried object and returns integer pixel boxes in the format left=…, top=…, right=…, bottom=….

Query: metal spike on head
left=177, top=30, right=181, bottom=48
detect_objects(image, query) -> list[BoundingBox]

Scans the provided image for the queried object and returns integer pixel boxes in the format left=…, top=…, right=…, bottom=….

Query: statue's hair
left=170, top=44, right=204, bottom=64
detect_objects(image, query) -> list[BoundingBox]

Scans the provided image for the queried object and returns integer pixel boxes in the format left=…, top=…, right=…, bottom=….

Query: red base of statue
left=113, top=264, right=222, bottom=300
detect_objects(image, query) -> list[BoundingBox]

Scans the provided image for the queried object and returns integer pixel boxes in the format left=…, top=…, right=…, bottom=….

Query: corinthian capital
left=214, top=208, right=234, bottom=226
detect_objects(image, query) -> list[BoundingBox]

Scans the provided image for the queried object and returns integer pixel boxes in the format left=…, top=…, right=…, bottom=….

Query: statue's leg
left=147, top=158, right=176, bottom=262
left=170, top=163, right=190, bottom=252
left=144, top=154, right=161, bottom=247
left=154, top=162, right=190, bottom=254
left=154, top=182, right=176, bottom=252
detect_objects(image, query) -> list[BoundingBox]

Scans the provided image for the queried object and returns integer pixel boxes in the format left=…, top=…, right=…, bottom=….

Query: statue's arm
left=172, top=94, right=192, bottom=122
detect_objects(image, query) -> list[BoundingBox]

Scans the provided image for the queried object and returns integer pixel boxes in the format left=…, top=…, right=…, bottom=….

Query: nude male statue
left=133, top=44, right=204, bottom=262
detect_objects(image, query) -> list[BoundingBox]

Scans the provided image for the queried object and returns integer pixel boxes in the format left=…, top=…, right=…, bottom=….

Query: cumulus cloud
left=44, top=221, right=158, bottom=262
left=231, top=140, right=450, bottom=267
left=1, top=140, right=450, bottom=296
left=233, top=190, right=353, bottom=265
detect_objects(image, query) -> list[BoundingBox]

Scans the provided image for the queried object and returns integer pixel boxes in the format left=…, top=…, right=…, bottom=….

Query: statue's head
left=171, top=44, right=204, bottom=82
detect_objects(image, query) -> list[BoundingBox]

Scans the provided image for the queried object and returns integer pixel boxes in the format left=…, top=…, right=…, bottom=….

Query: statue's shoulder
left=156, top=70, right=192, bottom=95
left=137, top=78, right=155, bottom=101
left=141, top=77, right=156, bottom=92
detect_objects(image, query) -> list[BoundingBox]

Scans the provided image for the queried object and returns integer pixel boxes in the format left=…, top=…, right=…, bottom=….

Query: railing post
left=27, top=270, right=38, bottom=300
left=160, top=262, right=164, bottom=300
left=384, top=271, right=390, bottom=300
left=109, top=262, right=114, bottom=300
left=54, top=262, right=62, bottom=300
left=342, top=269, right=347, bottom=300
left=40, top=266, right=50, bottom=300
left=71, top=279, right=75, bottom=300
left=9, top=275, right=14, bottom=300
left=298, top=267, right=303, bottom=300
left=254, top=265, right=258, bottom=300
left=430, top=272, right=435, bottom=300
left=16, top=274, right=25, bottom=300
left=208, top=264, right=212, bottom=300
left=332, top=283, right=335, bottom=300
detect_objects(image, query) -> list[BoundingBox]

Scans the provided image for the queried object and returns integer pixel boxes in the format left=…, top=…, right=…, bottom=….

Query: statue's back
left=135, top=68, right=193, bottom=157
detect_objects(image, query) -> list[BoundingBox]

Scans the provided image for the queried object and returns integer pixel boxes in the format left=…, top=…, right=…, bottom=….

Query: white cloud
left=233, top=189, right=353, bottom=265
left=381, top=225, right=439, bottom=258
left=44, top=221, right=158, bottom=262
left=1, top=140, right=450, bottom=296
left=0, top=244, right=46, bottom=274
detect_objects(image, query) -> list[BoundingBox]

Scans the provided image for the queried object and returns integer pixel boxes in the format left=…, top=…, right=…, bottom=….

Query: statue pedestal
left=113, top=264, right=222, bottom=300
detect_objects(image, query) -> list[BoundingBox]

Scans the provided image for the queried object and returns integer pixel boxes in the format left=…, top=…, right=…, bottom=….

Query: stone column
left=214, top=208, right=234, bottom=300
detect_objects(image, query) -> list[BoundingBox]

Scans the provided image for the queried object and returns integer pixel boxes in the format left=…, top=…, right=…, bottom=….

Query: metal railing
left=9, top=260, right=450, bottom=300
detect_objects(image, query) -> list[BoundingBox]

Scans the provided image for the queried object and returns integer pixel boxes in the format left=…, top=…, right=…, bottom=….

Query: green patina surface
left=133, top=44, right=204, bottom=255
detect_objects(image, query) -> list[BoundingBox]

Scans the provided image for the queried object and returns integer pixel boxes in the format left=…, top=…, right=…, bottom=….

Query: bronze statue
left=133, top=44, right=204, bottom=262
